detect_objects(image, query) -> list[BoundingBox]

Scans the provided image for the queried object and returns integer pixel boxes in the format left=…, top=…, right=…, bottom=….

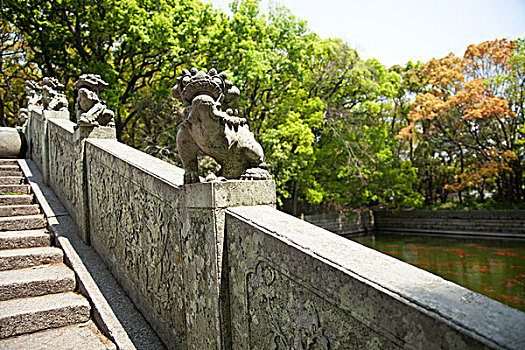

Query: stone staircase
left=0, top=159, right=115, bottom=349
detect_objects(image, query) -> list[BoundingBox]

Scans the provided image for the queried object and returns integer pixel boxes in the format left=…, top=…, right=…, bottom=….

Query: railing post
left=71, top=73, right=117, bottom=244
left=181, top=180, right=276, bottom=349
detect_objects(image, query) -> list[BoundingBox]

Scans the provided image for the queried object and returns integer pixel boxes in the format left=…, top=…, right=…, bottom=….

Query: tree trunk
left=458, top=148, right=464, bottom=205
left=292, top=181, right=299, bottom=217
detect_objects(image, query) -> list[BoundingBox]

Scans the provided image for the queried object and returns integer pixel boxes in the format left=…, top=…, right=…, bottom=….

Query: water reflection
left=352, top=233, right=525, bottom=312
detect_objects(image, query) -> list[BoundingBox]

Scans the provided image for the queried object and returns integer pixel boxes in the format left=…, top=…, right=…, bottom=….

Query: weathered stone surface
left=0, top=205, right=40, bottom=217
left=26, top=106, right=69, bottom=186
left=75, top=124, right=117, bottom=140
left=75, top=74, right=115, bottom=127
left=181, top=208, right=221, bottom=350
left=0, top=195, right=33, bottom=206
left=85, top=139, right=185, bottom=349
left=0, top=230, right=52, bottom=250
left=0, top=128, right=26, bottom=158
left=0, top=292, right=90, bottom=338
left=41, top=77, right=68, bottom=112
left=22, top=158, right=164, bottom=350
left=375, top=210, right=525, bottom=237
left=0, top=264, right=75, bottom=300
left=183, top=179, right=276, bottom=209
left=17, top=160, right=69, bottom=218
left=24, top=80, right=42, bottom=107
left=0, top=215, right=45, bottom=231
left=0, top=321, right=116, bottom=350
left=0, top=165, right=22, bottom=176
left=305, top=211, right=374, bottom=236
left=0, top=184, right=29, bottom=194
left=0, top=176, right=25, bottom=185
left=24, top=79, right=525, bottom=350
left=180, top=180, right=276, bottom=350
left=226, top=205, right=525, bottom=350
left=0, top=247, right=62, bottom=271
left=46, top=118, right=116, bottom=243
left=47, top=118, right=80, bottom=223
left=28, top=107, right=45, bottom=171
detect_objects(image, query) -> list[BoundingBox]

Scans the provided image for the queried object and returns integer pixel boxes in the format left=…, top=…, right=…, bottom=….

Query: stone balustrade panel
left=47, top=118, right=81, bottom=222
left=28, top=107, right=44, bottom=171
left=226, top=205, right=525, bottom=350
left=85, top=139, right=186, bottom=349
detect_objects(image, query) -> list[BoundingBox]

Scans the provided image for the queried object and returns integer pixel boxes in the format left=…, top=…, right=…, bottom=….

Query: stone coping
left=87, top=138, right=185, bottom=188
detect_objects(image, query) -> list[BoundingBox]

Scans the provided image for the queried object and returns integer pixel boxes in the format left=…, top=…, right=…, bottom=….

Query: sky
left=200, top=0, right=525, bottom=67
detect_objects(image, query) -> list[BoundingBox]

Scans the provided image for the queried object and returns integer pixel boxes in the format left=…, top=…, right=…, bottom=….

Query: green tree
left=1, top=0, right=221, bottom=140
left=0, top=20, right=39, bottom=126
left=304, top=39, right=422, bottom=209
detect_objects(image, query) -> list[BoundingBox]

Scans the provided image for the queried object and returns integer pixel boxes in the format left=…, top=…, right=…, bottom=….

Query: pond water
left=351, top=233, right=525, bottom=312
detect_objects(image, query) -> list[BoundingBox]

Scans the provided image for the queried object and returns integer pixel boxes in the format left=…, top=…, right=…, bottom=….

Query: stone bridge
left=1, top=93, right=524, bottom=349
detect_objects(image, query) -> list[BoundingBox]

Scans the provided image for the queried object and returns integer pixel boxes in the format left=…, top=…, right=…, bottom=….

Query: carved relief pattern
left=246, top=260, right=331, bottom=350
left=48, top=130, right=80, bottom=209
left=29, top=113, right=43, bottom=168
left=87, top=155, right=185, bottom=333
left=245, top=259, right=396, bottom=350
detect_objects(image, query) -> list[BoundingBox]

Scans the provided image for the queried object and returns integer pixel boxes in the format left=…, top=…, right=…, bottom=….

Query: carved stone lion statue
left=74, top=74, right=114, bottom=127
left=24, top=80, right=42, bottom=107
left=41, top=77, right=69, bottom=111
left=173, top=67, right=271, bottom=184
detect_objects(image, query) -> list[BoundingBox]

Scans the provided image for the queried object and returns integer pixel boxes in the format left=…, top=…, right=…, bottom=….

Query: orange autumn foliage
left=464, top=39, right=517, bottom=79
left=398, top=39, right=521, bottom=199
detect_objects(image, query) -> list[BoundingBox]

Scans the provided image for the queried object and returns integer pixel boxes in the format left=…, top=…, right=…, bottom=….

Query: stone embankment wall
left=25, top=105, right=525, bottom=350
left=304, top=211, right=374, bottom=236
left=305, top=209, right=525, bottom=238
left=375, top=210, right=525, bottom=238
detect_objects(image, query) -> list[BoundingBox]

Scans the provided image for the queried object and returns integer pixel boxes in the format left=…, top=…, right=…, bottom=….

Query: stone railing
left=25, top=100, right=524, bottom=349
left=226, top=206, right=524, bottom=349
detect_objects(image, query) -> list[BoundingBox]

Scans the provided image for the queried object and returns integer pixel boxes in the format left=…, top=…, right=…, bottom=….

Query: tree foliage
left=1, top=0, right=523, bottom=212
left=0, top=20, right=39, bottom=126
left=399, top=39, right=524, bottom=205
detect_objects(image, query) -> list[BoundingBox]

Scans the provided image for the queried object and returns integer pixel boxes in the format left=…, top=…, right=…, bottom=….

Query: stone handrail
left=24, top=100, right=524, bottom=350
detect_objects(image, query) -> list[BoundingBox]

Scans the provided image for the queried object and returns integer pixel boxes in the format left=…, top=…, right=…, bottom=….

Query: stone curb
left=17, top=159, right=144, bottom=350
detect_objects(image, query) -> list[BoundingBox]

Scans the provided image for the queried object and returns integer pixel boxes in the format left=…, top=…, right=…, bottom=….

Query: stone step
left=0, top=292, right=90, bottom=338
left=0, top=230, right=52, bottom=250
left=0, top=204, right=40, bottom=217
left=0, top=176, right=25, bottom=185
left=0, top=214, right=46, bottom=231
left=0, top=165, right=22, bottom=177
left=0, top=321, right=116, bottom=350
left=0, top=264, right=75, bottom=301
left=0, top=194, right=33, bottom=206
left=0, top=184, right=29, bottom=195
left=0, top=247, right=63, bottom=271
left=0, top=160, right=18, bottom=166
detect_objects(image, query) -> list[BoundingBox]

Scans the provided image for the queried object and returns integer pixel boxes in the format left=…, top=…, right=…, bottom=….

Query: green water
left=352, top=234, right=525, bottom=312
